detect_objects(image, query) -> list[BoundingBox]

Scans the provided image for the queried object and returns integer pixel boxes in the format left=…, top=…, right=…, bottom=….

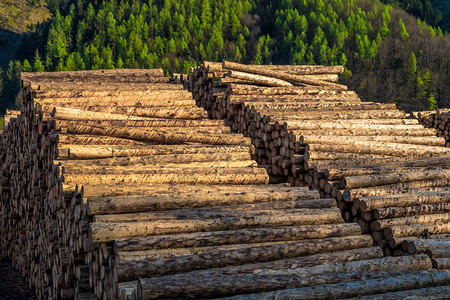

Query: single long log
left=64, top=167, right=269, bottom=185
left=79, top=183, right=310, bottom=198
left=87, top=190, right=326, bottom=215
left=63, top=124, right=251, bottom=145
left=230, top=64, right=345, bottom=75
left=345, top=285, right=450, bottom=300
left=35, top=89, right=191, bottom=100
left=325, top=157, right=450, bottom=179
left=51, top=106, right=152, bottom=121
left=55, top=118, right=226, bottom=129
left=58, top=134, right=148, bottom=146
left=339, top=168, right=450, bottom=189
left=70, top=105, right=208, bottom=119
left=52, top=105, right=208, bottom=120
left=90, top=208, right=342, bottom=242
left=291, top=128, right=438, bottom=138
left=224, top=272, right=450, bottom=300
left=114, top=235, right=373, bottom=280
left=372, top=214, right=450, bottom=231
left=114, top=223, right=360, bottom=251
left=307, top=143, right=448, bottom=158
left=59, top=152, right=252, bottom=168
left=93, top=207, right=341, bottom=223
left=358, top=191, right=450, bottom=211
left=228, top=70, right=293, bottom=87
left=280, top=110, right=407, bottom=120
left=62, top=144, right=254, bottom=159
left=384, top=223, right=450, bottom=240
left=63, top=161, right=259, bottom=174
left=37, top=97, right=196, bottom=108
left=343, top=184, right=450, bottom=202
left=301, top=135, right=445, bottom=147
left=159, top=247, right=384, bottom=277
left=374, top=203, right=450, bottom=219
left=137, top=270, right=431, bottom=299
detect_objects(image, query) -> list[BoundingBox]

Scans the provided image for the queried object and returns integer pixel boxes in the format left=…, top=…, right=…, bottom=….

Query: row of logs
left=413, top=109, right=450, bottom=147
left=187, top=62, right=450, bottom=269
left=3, top=68, right=442, bottom=300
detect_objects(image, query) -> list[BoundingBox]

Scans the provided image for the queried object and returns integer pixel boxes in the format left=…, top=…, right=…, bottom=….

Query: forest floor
left=0, top=257, right=36, bottom=300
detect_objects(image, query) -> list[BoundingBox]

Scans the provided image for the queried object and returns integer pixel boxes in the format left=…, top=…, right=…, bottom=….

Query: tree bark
left=87, top=190, right=327, bottom=215
left=114, top=223, right=360, bottom=251
left=114, top=235, right=373, bottom=280
left=339, top=168, right=450, bottom=189
left=224, top=272, right=450, bottom=300
left=228, top=70, right=293, bottom=87
left=90, top=208, right=342, bottom=242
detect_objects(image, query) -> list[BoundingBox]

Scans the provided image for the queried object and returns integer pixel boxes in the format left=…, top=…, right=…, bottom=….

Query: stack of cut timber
left=413, top=109, right=450, bottom=147
left=188, top=61, right=450, bottom=258
left=0, top=69, right=426, bottom=300
left=3, top=108, right=21, bottom=126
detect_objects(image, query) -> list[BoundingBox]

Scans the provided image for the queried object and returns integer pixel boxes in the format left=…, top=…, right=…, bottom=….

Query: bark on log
left=114, top=235, right=373, bottom=280
left=372, top=214, right=450, bottom=231
left=339, top=168, right=450, bottom=189
left=63, top=124, right=251, bottom=145
left=228, top=71, right=293, bottom=87
left=90, top=208, right=342, bottom=242
left=374, top=203, right=450, bottom=219
left=358, top=191, right=450, bottom=211
left=87, top=191, right=328, bottom=215
left=114, top=223, right=360, bottom=251
left=344, top=285, right=450, bottom=300
left=64, top=167, right=269, bottom=186
left=224, top=272, right=450, bottom=300
left=137, top=270, right=430, bottom=299
left=62, top=144, right=254, bottom=159
left=384, top=223, right=450, bottom=240
left=223, top=61, right=347, bottom=89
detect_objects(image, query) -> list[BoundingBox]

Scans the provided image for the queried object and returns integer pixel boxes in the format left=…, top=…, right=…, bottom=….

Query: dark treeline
left=381, top=0, right=443, bottom=27
left=0, top=0, right=449, bottom=115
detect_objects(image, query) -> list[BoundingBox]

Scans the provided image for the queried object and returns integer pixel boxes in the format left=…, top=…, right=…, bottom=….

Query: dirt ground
left=0, top=258, right=36, bottom=300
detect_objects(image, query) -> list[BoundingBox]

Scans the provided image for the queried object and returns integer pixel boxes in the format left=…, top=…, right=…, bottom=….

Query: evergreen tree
left=23, top=60, right=33, bottom=72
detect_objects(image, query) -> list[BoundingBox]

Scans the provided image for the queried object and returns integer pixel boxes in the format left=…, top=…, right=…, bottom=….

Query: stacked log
left=188, top=62, right=450, bottom=258
left=3, top=109, right=21, bottom=126
left=0, top=68, right=428, bottom=300
left=413, top=109, right=450, bottom=147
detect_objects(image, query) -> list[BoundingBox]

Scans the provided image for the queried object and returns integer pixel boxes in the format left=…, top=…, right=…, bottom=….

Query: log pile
left=413, top=109, right=450, bottom=147
left=188, top=61, right=450, bottom=258
left=0, top=68, right=435, bottom=300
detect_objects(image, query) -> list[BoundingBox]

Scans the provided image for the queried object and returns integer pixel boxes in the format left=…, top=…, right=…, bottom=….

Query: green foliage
left=398, top=18, right=409, bottom=41
left=0, top=116, right=4, bottom=130
left=23, top=59, right=33, bottom=72
left=406, top=51, right=417, bottom=78
left=33, top=50, right=45, bottom=72
left=24, top=0, right=256, bottom=75
left=381, top=0, right=443, bottom=27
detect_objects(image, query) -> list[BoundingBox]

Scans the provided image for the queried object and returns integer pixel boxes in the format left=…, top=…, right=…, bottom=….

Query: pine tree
left=399, top=18, right=409, bottom=41
left=23, top=59, right=33, bottom=72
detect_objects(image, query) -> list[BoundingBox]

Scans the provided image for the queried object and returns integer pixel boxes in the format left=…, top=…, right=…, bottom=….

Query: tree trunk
left=114, top=235, right=373, bottom=281
left=339, top=168, right=450, bottom=189
left=113, top=223, right=360, bottom=251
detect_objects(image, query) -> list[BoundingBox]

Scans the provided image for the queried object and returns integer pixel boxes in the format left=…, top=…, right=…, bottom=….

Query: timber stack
left=188, top=61, right=450, bottom=259
left=412, top=109, right=450, bottom=147
left=3, top=69, right=445, bottom=299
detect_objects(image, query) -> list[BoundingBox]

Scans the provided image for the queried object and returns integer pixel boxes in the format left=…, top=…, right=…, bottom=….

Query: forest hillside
left=0, top=0, right=449, bottom=116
